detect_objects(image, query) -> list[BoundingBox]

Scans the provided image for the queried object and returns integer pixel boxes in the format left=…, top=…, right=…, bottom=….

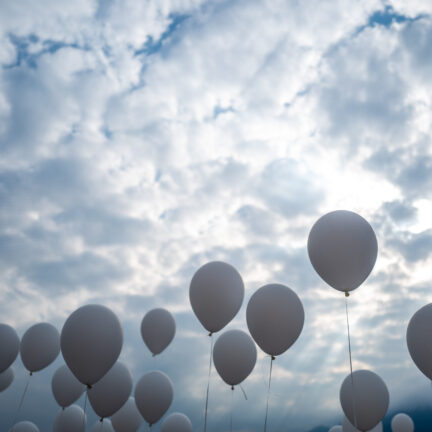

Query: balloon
left=246, top=284, right=304, bottom=356
left=20, top=323, right=60, bottom=373
left=329, top=426, right=343, bottom=432
left=90, top=420, right=115, bottom=432
left=307, top=210, right=378, bottom=292
left=189, top=261, right=244, bottom=333
left=61, top=304, right=123, bottom=386
left=135, top=371, right=173, bottom=426
left=53, top=405, right=86, bottom=432
left=0, top=366, right=14, bottom=392
left=342, top=417, right=382, bottom=432
left=161, top=413, right=193, bottom=432
left=88, top=361, right=132, bottom=419
left=52, top=365, right=85, bottom=408
left=10, top=421, right=39, bottom=432
left=111, top=397, right=142, bottom=432
left=0, top=324, right=20, bottom=373
left=213, top=329, right=257, bottom=386
left=141, top=308, right=176, bottom=356
left=340, top=370, right=389, bottom=431
left=406, top=303, right=432, bottom=380
left=391, top=413, right=414, bottom=432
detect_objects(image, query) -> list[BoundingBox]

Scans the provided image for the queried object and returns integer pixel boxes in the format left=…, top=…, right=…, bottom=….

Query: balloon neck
left=208, top=332, right=213, bottom=337
left=86, top=384, right=92, bottom=389
left=100, top=418, right=103, bottom=423
left=271, top=356, right=275, bottom=361
left=62, top=407, right=65, bottom=411
left=29, top=371, right=33, bottom=376
left=344, top=291, right=350, bottom=297
left=231, top=385, right=234, bottom=391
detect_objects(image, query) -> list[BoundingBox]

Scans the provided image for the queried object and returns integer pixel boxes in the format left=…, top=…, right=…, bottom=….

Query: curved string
left=11, top=372, right=32, bottom=430
left=82, top=388, right=89, bottom=431
left=203, top=333, right=214, bottom=432
left=263, top=356, right=275, bottom=432
left=239, top=383, right=248, bottom=400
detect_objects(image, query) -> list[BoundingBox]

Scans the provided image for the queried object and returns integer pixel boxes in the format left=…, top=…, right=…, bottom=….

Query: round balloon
left=9, top=421, right=39, bottom=432
left=391, top=413, right=414, bottom=432
left=90, top=420, right=115, bottom=432
left=340, top=370, right=389, bottom=431
left=60, top=304, right=123, bottom=386
left=213, top=329, right=257, bottom=386
left=88, top=362, right=132, bottom=419
left=342, top=417, right=383, bottom=432
left=52, top=364, right=85, bottom=408
left=141, top=308, right=176, bottom=356
left=0, top=367, right=14, bottom=392
left=111, top=397, right=142, bottom=432
left=161, top=413, right=193, bottom=432
left=20, top=323, right=60, bottom=373
left=407, top=303, right=432, bottom=380
left=135, top=371, right=173, bottom=426
left=189, top=261, right=244, bottom=333
left=307, top=210, right=378, bottom=292
left=0, top=324, right=20, bottom=373
left=246, top=284, right=304, bottom=356
left=53, top=405, right=86, bottom=432
left=329, top=427, right=343, bottom=432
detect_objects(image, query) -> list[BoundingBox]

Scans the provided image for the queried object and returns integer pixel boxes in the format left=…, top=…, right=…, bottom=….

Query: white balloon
left=391, top=413, right=414, bottom=432
left=60, top=304, right=123, bottom=386
left=20, top=323, right=60, bottom=373
left=135, top=371, right=173, bottom=426
left=141, top=308, right=176, bottom=356
left=10, top=421, right=39, bottom=432
left=90, top=420, right=115, bottom=432
left=88, top=362, right=132, bottom=419
left=161, top=413, right=193, bottom=432
left=52, top=365, right=85, bottom=408
left=111, top=397, right=142, bottom=432
left=308, top=210, right=378, bottom=292
left=407, top=303, right=432, bottom=380
left=189, top=261, right=244, bottom=333
left=340, top=370, right=389, bottom=431
left=342, top=416, right=382, bottom=432
left=213, top=329, right=257, bottom=386
left=0, top=366, right=14, bottom=392
left=329, top=426, right=343, bottom=432
left=53, top=405, right=86, bottom=432
left=246, top=284, right=304, bottom=356
left=0, top=324, right=20, bottom=373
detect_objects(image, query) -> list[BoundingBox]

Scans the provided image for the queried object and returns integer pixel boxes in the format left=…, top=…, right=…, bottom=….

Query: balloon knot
left=29, top=371, right=33, bottom=376
left=345, top=291, right=350, bottom=297
left=208, top=332, right=213, bottom=337
left=100, top=418, right=103, bottom=422
left=87, top=384, right=92, bottom=389
left=271, top=356, right=275, bottom=361
left=231, top=385, right=234, bottom=391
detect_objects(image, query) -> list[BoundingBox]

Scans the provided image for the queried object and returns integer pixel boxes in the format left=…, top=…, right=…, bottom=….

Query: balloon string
left=203, top=333, right=213, bottom=432
left=239, top=384, right=248, bottom=400
left=11, top=372, right=32, bottom=430
left=345, top=295, right=358, bottom=429
left=230, top=387, right=234, bottom=432
left=264, top=356, right=274, bottom=432
left=82, top=388, right=88, bottom=431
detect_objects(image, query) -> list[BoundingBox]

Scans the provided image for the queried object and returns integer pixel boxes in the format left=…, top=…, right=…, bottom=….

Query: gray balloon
left=407, top=303, right=432, bottom=380
left=343, top=416, right=383, bottom=432
left=161, top=413, right=193, bottom=432
left=391, top=413, right=414, bottom=432
left=0, top=324, right=20, bottom=373
left=10, top=421, right=39, bottom=432
left=111, top=397, right=142, bottom=432
left=20, top=323, right=60, bottom=373
left=53, top=404, right=86, bottom=432
left=189, top=261, right=244, bottom=333
left=308, top=210, right=378, bottom=292
left=0, top=366, right=14, bottom=392
left=90, top=420, right=115, bottom=432
left=329, top=427, right=343, bottom=432
left=52, top=365, right=85, bottom=408
left=246, top=284, right=304, bottom=356
left=213, top=329, right=257, bottom=386
left=88, top=361, right=132, bottom=419
left=135, top=371, right=173, bottom=426
left=141, top=308, right=176, bottom=356
left=61, top=304, right=123, bottom=386
left=340, top=370, right=389, bottom=432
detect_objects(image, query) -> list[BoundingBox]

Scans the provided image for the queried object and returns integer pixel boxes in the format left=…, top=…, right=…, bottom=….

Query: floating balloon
left=213, top=329, right=257, bottom=386
left=88, top=361, right=132, bottom=419
left=189, top=261, right=244, bottom=333
left=246, top=284, right=304, bottom=356
left=52, top=365, right=85, bottom=408
left=161, top=413, right=193, bottom=432
left=0, top=366, right=14, bottom=392
left=111, top=397, right=142, bottom=432
left=307, top=210, right=378, bottom=292
left=406, top=303, right=432, bottom=380
left=340, top=370, right=389, bottom=432
left=329, top=426, right=343, bottom=432
left=61, top=304, right=123, bottom=386
left=20, top=323, right=60, bottom=373
left=0, top=324, right=20, bottom=373
left=391, top=413, right=414, bottom=432
left=90, top=419, right=114, bottom=432
left=135, top=371, right=173, bottom=426
left=141, top=308, right=176, bottom=356
left=342, top=416, right=382, bottom=432
left=10, top=421, right=39, bottom=432
left=53, top=405, right=86, bottom=432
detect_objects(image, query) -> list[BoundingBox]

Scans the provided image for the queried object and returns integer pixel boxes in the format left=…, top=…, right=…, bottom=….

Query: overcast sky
left=1, top=0, right=432, bottom=431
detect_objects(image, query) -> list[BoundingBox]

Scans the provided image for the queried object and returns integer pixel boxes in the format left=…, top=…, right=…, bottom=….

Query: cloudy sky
left=1, top=0, right=432, bottom=431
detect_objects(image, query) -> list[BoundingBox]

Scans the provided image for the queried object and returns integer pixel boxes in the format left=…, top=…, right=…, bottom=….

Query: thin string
left=239, top=384, right=248, bottom=400
left=203, top=333, right=214, bottom=432
left=11, top=372, right=32, bottom=430
left=230, top=386, right=234, bottom=432
left=82, top=388, right=89, bottom=431
left=263, top=356, right=275, bottom=432
left=345, top=294, right=358, bottom=429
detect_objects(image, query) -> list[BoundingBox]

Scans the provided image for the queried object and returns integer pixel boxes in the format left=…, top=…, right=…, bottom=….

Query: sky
left=1, top=0, right=432, bottom=431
